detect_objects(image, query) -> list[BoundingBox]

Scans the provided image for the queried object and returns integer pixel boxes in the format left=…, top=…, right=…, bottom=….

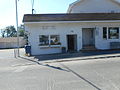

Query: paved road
left=0, top=49, right=120, bottom=90
left=0, top=49, right=35, bottom=67
left=0, top=49, right=14, bottom=58
left=0, top=48, right=26, bottom=58
left=0, top=57, right=120, bottom=89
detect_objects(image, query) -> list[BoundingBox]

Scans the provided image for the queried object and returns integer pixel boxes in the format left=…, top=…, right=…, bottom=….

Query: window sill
left=39, top=45, right=61, bottom=49
left=109, top=38, right=119, bottom=40
left=50, top=45, right=61, bottom=47
left=39, top=45, right=49, bottom=49
left=103, top=38, right=119, bottom=40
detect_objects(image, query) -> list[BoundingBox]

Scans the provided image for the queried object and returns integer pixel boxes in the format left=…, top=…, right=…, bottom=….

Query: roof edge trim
left=24, top=20, right=120, bottom=24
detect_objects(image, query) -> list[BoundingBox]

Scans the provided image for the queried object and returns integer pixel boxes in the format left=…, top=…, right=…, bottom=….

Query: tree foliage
left=18, top=24, right=25, bottom=37
left=1, top=25, right=25, bottom=37
left=1, top=26, right=17, bottom=37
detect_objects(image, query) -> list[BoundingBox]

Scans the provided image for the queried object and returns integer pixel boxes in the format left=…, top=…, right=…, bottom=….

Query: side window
left=108, top=27, right=119, bottom=39
left=39, top=35, right=49, bottom=46
left=103, top=27, right=107, bottom=39
left=50, top=35, right=61, bottom=45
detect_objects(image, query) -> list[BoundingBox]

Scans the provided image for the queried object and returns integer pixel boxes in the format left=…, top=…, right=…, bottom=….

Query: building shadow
left=60, top=63, right=101, bottom=90
left=18, top=56, right=69, bottom=72
left=34, top=50, right=120, bottom=62
left=19, top=50, right=120, bottom=72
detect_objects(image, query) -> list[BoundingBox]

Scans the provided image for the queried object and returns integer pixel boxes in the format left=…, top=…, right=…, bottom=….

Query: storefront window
left=50, top=35, right=61, bottom=45
left=39, top=35, right=49, bottom=46
left=39, top=35, right=61, bottom=46
left=108, top=27, right=119, bottom=39
left=103, top=27, right=107, bottom=39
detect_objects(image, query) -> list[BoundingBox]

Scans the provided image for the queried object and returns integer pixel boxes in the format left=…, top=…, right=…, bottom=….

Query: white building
left=23, top=0, right=120, bottom=55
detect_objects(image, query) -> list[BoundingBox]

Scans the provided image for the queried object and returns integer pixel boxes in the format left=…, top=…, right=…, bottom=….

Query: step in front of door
left=81, top=45, right=97, bottom=51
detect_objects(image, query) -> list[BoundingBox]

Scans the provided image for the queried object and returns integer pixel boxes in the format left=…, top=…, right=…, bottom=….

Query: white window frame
left=50, top=35, right=61, bottom=46
left=39, top=35, right=61, bottom=47
left=108, top=27, right=119, bottom=39
left=39, top=35, right=49, bottom=47
left=103, top=27, right=120, bottom=40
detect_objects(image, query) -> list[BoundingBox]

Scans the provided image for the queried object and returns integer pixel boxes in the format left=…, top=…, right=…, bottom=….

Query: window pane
left=108, top=27, right=119, bottom=39
left=39, top=35, right=49, bottom=46
left=50, top=35, right=61, bottom=45
left=103, top=27, right=107, bottom=39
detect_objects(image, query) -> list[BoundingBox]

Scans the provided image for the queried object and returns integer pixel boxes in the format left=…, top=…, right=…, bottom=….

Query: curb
left=42, top=54, right=120, bottom=63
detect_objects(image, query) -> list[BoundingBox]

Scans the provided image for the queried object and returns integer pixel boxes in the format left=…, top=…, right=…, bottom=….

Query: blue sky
left=0, top=0, right=76, bottom=29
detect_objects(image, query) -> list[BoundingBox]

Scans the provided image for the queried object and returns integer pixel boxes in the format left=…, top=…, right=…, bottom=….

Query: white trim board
left=24, top=20, right=120, bottom=24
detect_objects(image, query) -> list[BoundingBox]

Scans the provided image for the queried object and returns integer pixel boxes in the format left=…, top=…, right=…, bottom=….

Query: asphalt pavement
left=0, top=49, right=120, bottom=90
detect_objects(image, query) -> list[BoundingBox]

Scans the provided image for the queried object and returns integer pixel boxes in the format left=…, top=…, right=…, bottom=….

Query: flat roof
left=23, top=13, right=120, bottom=22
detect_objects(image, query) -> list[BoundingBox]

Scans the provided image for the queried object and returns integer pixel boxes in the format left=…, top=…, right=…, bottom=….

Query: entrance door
left=82, top=28, right=95, bottom=46
left=67, top=35, right=77, bottom=51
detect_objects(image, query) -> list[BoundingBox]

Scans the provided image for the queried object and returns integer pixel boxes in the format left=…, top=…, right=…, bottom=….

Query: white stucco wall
left=94, top=23, right=120, bottom=50
left=25, top=23, right=82, bottom=55
left=68, top=0, right=120, bottom=13
left=25, top=22, right=120, bottom=55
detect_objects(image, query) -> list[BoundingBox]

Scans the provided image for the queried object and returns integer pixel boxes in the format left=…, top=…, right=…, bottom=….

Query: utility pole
left=32, top=0, right=34, bottom=14
left=15, top=0, right=20, bottom=57
left=32, top=9, right=34, bottom=14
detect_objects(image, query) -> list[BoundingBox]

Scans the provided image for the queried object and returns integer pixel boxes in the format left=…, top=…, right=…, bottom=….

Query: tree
left=1, top=26, right=17, bottom=37
left=1, top=25, right=26, bottom=38
left=18, top=24, right=28, bottom=45
left=18, top=24, right=25, bottom=37
left=1, top=25, right=28, bottom=45
left=1, top=29, right=5, bottom=37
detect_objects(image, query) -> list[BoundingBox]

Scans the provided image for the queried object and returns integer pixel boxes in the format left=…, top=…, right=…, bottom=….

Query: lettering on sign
left=42, top=26, right=56, bottom=30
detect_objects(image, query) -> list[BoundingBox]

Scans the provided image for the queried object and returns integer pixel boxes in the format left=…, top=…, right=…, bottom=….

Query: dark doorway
left=67, top=35, right=77, bottom=52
